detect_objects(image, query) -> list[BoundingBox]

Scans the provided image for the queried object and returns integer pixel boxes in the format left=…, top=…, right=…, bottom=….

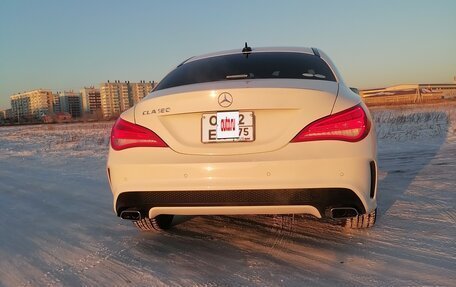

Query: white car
left=107, top=45, right=377, bottom=232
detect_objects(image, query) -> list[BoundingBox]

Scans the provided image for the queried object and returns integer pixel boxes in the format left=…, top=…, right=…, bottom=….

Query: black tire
left=134, top=215, right=174, bottom=232
left=344, top=208, right=377, bottom=229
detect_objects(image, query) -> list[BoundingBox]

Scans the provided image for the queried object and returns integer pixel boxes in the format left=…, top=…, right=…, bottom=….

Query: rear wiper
left=226, top=74, right=249, bottom=79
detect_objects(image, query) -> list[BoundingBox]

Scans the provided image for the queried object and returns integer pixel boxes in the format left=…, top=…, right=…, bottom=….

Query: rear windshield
left=155, top=52, right=337, bottom=91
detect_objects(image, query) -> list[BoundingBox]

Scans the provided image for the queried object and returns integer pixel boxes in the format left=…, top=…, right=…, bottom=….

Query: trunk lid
left=134, top=79, right=338, bottom=155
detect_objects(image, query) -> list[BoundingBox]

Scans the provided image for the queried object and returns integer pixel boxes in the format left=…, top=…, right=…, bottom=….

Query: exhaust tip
left=120, top=210, right=142, bottom=221
left=330, top=207, right=358, bottom=219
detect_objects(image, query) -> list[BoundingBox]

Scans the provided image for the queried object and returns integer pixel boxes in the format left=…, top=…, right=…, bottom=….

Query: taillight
left=291, top=104, right=370, bottom=143
left=110, top=118, right=168, bottom=150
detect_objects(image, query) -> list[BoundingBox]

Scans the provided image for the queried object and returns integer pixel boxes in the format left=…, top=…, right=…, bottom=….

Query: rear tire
left=344, top=208, right=377, bottom=229
left=134, top=215, right=174, bottom=232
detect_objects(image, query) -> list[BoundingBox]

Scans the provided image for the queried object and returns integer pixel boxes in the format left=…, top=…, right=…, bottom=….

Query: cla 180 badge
left=143, top=107, right=171, bottom=115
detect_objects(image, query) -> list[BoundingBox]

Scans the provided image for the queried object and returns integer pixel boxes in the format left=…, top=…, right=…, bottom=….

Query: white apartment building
left=81, top=86, right=101, bottom=114
left=130, top=81, right=155, bottom=105
left=100, top=80, right=155, bottom=118
left=10, top=89, right=53, bottom=119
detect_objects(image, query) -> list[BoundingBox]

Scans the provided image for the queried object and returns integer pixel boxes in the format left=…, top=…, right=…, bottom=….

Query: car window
left=155, top=52, right=336, bottom=90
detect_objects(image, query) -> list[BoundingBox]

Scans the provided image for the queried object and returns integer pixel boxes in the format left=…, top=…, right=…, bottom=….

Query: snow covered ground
left=0, top=104, right=455, bottom=286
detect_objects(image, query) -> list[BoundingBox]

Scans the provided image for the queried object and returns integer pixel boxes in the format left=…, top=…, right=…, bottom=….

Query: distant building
left=55, top=112, right=72, bottom=123
left=10, top=89, right=54, bottom=119
left=100, top=81, right=129, bottom=118
left=81, top=86, right=101, bottom=114
left=41, top=112, right=72, bottom=124
left=53, top=93, right=61, bottom=113
left=360, top=83, right=456, bottom=105
left=0, top=109, right=12, bottom=120
left=100, top=80, right=155, bottom=118
left=41, top=114, right=53, bottom=123
left=58, top=91, right=82, bottom=118
left=5, top=109, right=12, bottom=119
left=130, top=81, right=155, bottom=104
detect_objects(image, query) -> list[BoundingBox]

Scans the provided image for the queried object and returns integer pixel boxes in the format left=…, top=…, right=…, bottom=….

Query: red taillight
left=110, top=118, right=168, bottom=150
left=291, top=104, right=371, bottom=143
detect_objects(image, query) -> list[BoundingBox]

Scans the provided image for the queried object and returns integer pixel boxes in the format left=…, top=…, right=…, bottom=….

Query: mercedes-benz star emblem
left=218, top=92, right=233, bottom=108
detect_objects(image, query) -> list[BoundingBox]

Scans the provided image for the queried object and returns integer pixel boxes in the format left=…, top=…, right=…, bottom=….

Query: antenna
left=242, top=42, right=252, bottom=53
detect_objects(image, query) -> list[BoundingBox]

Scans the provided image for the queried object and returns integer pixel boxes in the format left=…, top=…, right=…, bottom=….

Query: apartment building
left=4, top=109, right=12, bottom=119
left=130, top=81, right=155, bottom=104
left=58, top=91, right=82, bottom=118
left=100, top=80, right=155, bottom=118
left=10, top=89, right=53, bottom=119
left=100, top=81, right=129, bottom=118
left=53, top=93, right=61, bottom=113
left=0, top=109, right=13, bottom=123
left=81, top=86, right=101, bottom=114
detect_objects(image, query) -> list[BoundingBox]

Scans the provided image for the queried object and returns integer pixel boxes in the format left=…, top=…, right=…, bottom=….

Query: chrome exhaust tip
left=120, top=210, right=142, bottom=221
left=330, top=207, right=359, bottom=219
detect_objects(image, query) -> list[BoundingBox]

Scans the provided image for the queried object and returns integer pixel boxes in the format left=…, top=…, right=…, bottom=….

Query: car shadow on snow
left=373, top=109, right=450, bottom=220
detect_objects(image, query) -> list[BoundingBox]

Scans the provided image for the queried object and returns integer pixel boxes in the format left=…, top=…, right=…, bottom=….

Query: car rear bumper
left=107, top=137, right=377, bottom=218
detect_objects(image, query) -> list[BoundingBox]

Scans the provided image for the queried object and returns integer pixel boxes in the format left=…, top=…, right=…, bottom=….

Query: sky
left=1, top=0, right=455, bottom=109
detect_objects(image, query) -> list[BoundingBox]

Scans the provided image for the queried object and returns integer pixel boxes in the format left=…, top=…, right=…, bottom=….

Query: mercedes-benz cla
left=107, top=45, right=378, bottom=232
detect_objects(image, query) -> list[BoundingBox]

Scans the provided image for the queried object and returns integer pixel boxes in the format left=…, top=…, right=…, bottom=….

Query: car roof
left=184, top=46, right=316, bottom=64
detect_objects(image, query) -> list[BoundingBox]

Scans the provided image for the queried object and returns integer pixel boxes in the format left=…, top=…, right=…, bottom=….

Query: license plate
left=202, top=111, right=255, bottom=143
